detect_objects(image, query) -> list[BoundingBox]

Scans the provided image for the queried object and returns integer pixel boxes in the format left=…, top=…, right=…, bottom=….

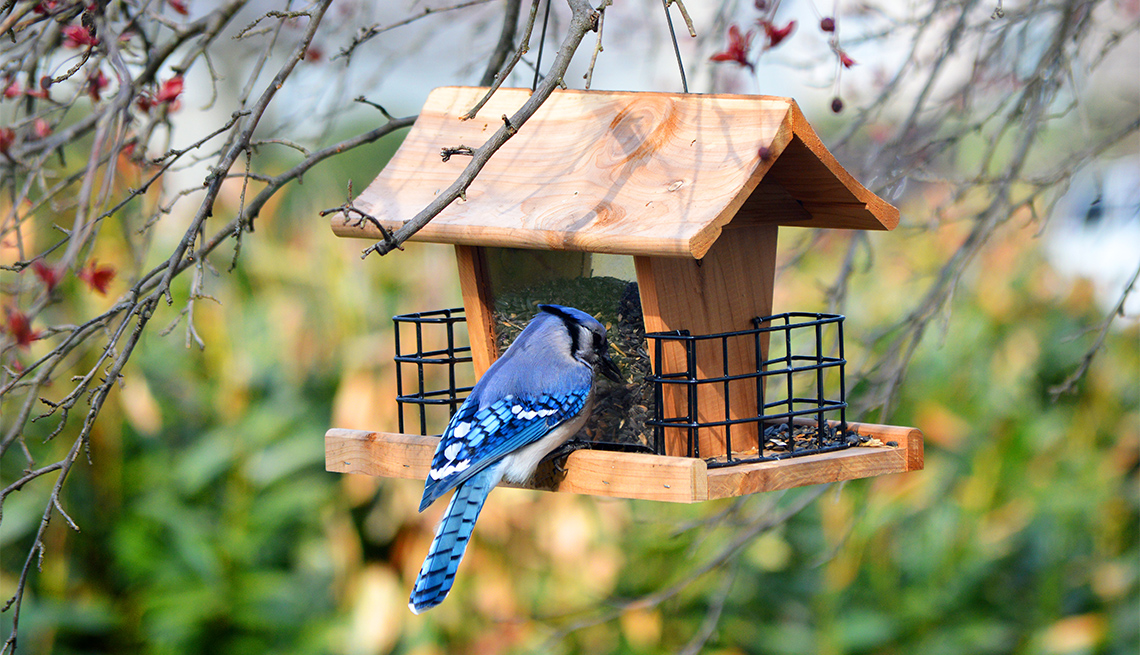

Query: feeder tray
left=325, top=87, right=924, bottom=501
left=326, top=424, right=921, bottom=503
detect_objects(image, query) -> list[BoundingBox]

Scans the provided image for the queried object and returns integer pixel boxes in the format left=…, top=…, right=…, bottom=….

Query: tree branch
left=361, top=0, right=600, bottom=258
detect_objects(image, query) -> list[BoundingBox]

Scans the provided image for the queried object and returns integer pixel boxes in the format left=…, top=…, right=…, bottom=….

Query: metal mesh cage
left=393, top=308, right=473, bottom=436
left=392, top=309, right=851, bottom=467
left=645, top=312, right=849, bottom=468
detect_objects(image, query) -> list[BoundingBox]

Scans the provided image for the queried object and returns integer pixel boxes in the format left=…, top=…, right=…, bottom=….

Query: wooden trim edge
left=325, top=422, right=923, bottom=503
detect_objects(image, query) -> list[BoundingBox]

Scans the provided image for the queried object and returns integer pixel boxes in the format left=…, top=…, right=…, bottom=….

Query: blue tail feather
left=409, top=464, right=501, bottom=614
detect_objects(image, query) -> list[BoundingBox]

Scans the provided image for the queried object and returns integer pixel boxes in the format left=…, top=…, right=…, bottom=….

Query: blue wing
left=419, top=389, right=589, bottom=511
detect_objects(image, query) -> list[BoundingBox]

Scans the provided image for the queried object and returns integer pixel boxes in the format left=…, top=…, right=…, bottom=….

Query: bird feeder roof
left=336, top=87, right=898, bottom=259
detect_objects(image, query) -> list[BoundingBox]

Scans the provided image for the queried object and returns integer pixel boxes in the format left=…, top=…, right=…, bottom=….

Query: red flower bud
left=3, top=307, right=41, bottom=348
left=78, top=260, right=116, bottom=295
left=155, top=76, right=183, bottom=104
left=63, top=24, right=99, bottom=48
left=710, top=25, right=755, bottom=72
left=87, top=69, right=109, bottom=102
left=33, top=118, right=51, bottom=138
left=831, top=97, right=844, bottom=113
left=820, top=17, right=836, bottom=32
left=32, top=260, right=61, bottom=291
left=759, top=19, right=796, bottom=48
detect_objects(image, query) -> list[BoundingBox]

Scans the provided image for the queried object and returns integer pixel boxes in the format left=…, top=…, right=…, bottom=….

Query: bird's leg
left=542, top=437, right=590, bottom=474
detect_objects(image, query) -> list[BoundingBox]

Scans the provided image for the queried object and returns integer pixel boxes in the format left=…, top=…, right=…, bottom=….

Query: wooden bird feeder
left=325, top=86, right=923, bottom=502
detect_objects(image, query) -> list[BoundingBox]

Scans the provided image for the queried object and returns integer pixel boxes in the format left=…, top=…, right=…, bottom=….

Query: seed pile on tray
left=492, top=276, right=656, bottom=450
left=704, top=422, right=899, bottom=465
left=761, top=421, right=853, bottom=454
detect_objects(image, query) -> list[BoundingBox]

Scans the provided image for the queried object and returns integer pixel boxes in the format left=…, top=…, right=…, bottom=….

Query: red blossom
left=32, top=260, right=61, bottom=291
left=169, top=0, right=189, bottom=15
left=155, top=76, right=183, bottom=104
left=33, top=118, right=52, bottom=139
left=3, top=307, right=41, bottom=349
left=710, top=25, right=755, bottom=72
left=63, top=24, right=99, bottom=48
left=820, top=17, right=836, bottom=32
left=304, top=45, right=324, bottom=62
left=139, top=76, right=185, bottom=113
left=3, top=80, right=21, bottom=99
left=87, top=69, right=109, bottom=102
left=78, top=260, right=116, bottom=295
left=837, top=49, right=857, bottom=68
left=0, top=127, right=14, bottom=155
left=33, top=1, right=58, bottom=14
left=759, top=19, right=796, bottom=48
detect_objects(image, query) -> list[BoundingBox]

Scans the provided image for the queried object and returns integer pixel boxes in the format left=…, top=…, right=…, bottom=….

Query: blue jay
left=409, top=304, right=622, bottom=614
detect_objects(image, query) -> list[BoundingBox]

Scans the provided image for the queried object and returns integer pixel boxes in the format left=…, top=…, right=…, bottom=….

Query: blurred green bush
left=2, top=121, right=1136, bottom=655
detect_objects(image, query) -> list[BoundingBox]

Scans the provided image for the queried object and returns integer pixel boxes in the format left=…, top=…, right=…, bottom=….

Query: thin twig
left=1049, top=261, right=1140, bottom=400
left=336, top=0, right=496, bottom=62
left=583, top=1, right=611, bottom=89
left=480, top=0, right=524, bottom=86
left=462, top=0, right=543, bottom=120
left=362, top=0, right=601, bottom=258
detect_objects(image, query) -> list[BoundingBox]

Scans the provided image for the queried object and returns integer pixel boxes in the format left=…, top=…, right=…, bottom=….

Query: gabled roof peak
left=336, top=87, right=898, bottom=259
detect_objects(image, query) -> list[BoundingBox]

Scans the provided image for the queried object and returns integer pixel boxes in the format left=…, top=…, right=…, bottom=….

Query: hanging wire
left=661, top=0, right=689, bottom=93
left=532, top=0, right=553, bottom=92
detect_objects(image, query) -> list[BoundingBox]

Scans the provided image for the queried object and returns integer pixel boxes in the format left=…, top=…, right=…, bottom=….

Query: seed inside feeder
left=492, top=276, right=655, bottom=450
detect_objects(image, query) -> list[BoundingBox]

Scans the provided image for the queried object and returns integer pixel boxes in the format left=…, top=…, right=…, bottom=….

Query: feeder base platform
left=325, top=422, right=923, bottom=503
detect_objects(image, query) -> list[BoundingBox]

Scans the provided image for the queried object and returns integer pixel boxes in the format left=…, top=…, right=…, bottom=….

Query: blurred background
left=1, top=0, right=1137, bottom=653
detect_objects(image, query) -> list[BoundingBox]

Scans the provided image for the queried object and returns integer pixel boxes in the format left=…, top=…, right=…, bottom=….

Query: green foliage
left=3, top=116, right=1137, bottom=655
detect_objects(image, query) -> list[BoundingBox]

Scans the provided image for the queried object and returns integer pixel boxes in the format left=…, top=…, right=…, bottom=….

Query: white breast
left=498, top=408, right=590, bottom=484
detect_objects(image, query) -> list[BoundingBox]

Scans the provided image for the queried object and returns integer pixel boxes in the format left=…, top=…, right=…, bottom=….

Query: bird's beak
left=599, top=352, right=622, bottom=383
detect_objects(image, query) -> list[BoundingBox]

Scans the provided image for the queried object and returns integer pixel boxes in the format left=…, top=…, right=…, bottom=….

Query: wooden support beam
left=454, top=245, right=497, bottom=378
left=634, top=223, right=779, bottom=459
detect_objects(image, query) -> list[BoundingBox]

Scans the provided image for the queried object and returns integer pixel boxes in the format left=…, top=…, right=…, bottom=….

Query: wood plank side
left=706, top=421, right=924, bottom=498
left=706, top=446, right=907, bottom=498
left=326, top=428, right=436, bottom=479
left=454, top=245, right=497, bottom=378
left=635, top=224, right=779, bottom=459
left=326, top=429, right=707, bottom=502
left=529, top=449, right=707, bottom=503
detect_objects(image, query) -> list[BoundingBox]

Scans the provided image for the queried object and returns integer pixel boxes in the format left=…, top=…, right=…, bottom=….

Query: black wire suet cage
left=392, top=309, right=852, bottom=468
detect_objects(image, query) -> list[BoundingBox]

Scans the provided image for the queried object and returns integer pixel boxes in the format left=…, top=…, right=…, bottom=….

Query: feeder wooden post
left=635, top=223, right=779, bottom=457
left=455, top=245, right=497, bottom=378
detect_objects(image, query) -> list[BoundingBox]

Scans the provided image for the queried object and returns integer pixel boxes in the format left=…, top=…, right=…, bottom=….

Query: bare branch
left=480, top=0, right=524, bottom=86
left=1049, top=261, right=1140, bottom=400
left=336, top=0, right=497, bottom=63
left=461, top=0, right=544, bottom=120
left=361, top=0, right=601, bottom=258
